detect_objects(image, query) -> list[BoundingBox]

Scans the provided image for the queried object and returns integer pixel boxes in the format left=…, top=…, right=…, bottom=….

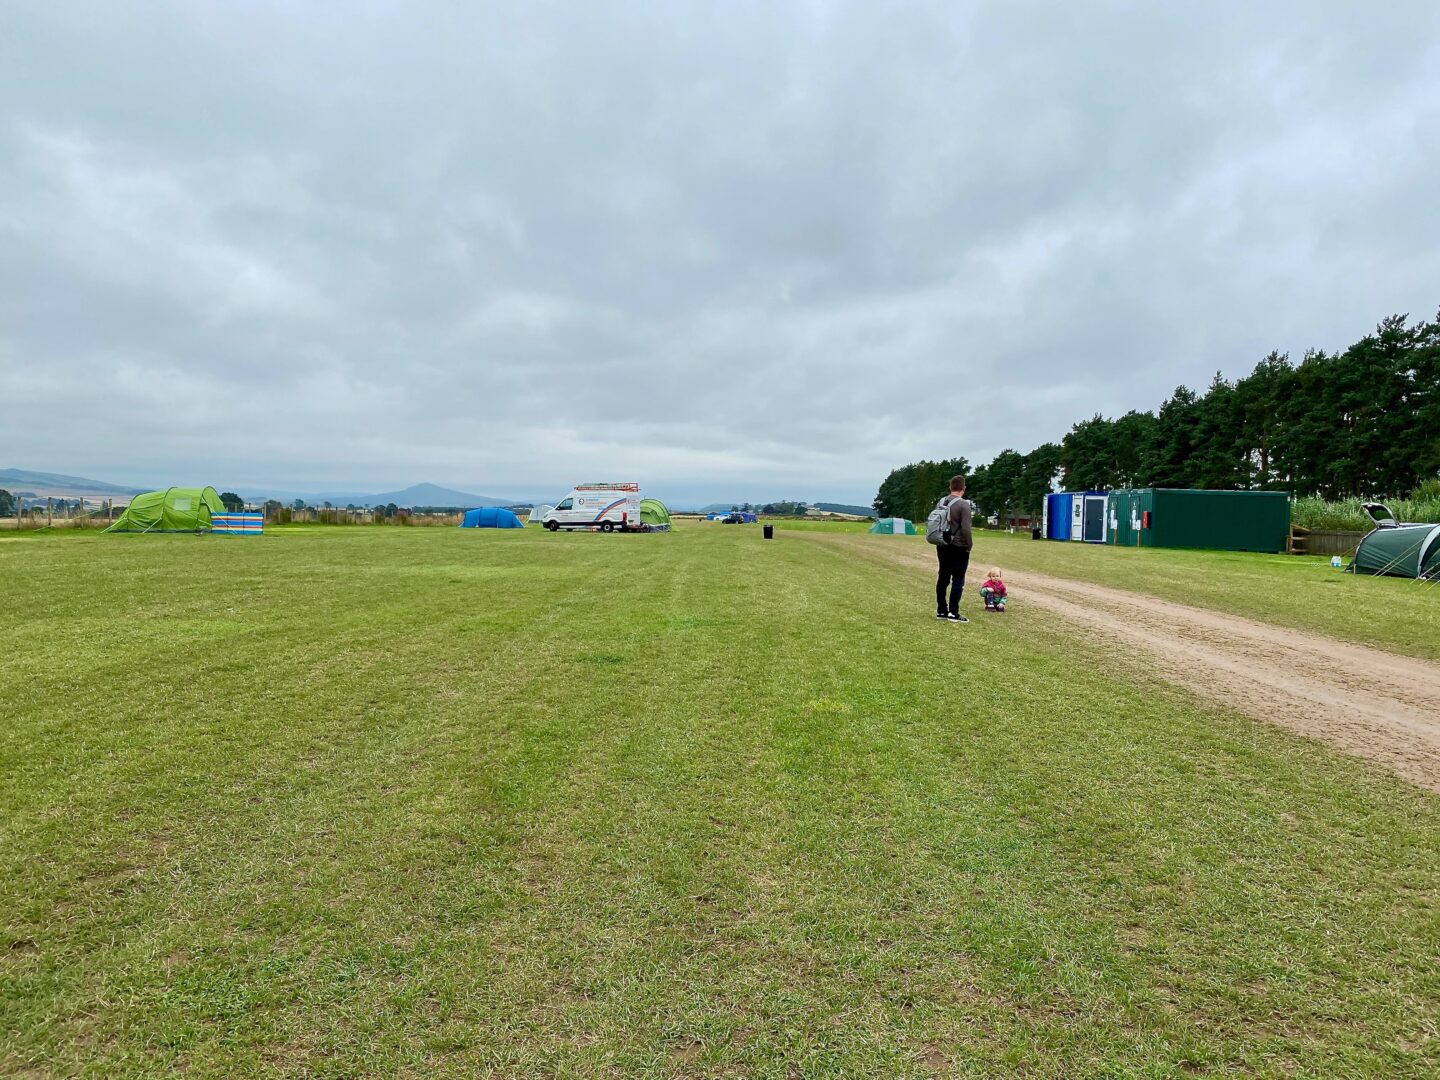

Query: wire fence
left=0, top=499, right=121, bottom=531
left=0, top=502, right=473, bottom=531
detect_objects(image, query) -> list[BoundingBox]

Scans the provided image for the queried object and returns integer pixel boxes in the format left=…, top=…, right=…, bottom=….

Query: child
left=980, top=568, right=1007, bottom=612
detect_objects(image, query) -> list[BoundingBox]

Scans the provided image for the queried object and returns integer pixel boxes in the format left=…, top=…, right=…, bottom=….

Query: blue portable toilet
left=1043, top=491, right=1108, bottom=541
left=1044, top=493, right=1073, bottom=540
left=459, top=506, right=524, bottom=529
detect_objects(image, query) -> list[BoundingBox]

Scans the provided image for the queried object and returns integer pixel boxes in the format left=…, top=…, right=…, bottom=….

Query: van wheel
left=546, top=520, right=559, bottom=532
left=600, top=521, right=614, bottom=533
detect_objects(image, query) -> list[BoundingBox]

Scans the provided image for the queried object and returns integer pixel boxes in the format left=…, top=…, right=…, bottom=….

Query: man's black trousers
left=935, top=544, right=970, bottom=615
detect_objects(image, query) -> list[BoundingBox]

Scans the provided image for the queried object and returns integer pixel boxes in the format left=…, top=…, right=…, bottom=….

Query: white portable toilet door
left=1070, top=497, right=1084, bottom=541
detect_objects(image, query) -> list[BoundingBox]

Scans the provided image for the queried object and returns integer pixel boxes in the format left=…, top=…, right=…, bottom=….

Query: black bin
left=763, top=524, right=774, bottom=540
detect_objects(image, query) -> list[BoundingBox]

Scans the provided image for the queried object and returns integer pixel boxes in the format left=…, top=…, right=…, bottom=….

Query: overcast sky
left=3, top=2, right=1439, bottom=504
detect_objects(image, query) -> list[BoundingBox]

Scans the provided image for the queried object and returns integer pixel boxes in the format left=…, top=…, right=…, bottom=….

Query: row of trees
left=261, top=498, right=406, bottom=518
left=717, top=501, right=809, bottom=515
left=872, top=458, right=971, bottom=525
left=871, top=450, right=1061, bottom=525
left=875, top=310, right=1440, bottom=520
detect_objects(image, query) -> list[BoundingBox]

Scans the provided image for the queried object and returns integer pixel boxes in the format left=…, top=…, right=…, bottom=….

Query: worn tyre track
left=805, top=534, right=1440, bottom=792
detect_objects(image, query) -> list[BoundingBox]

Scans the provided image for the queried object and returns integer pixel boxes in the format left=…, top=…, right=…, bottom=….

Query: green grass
left=927, top=529, right=1440, bottom=661
left=2, top=528, right=1437, bottom=1077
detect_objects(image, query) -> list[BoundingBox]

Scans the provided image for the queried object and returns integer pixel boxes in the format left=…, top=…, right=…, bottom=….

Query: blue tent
left=459, top=507, right=523, bottom=529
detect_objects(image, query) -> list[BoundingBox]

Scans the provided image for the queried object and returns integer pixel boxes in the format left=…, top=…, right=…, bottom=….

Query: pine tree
left=1233, top=351, right=1293, bottom=488
left=1018, top=443, right=1061, bottom=513
left=1192, top=373, right=1245, bottom=489
left=1111, top=411, right=1159, bottom=487
left=1144, top=386, right=1202, bottom=488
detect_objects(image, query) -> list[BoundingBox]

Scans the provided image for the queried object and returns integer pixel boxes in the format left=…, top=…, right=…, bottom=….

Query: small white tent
left=526, top=504, right=555, bottom=525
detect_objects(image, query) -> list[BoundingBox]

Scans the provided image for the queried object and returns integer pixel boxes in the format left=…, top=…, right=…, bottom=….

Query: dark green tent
left=106, top=487, right=225, bottom=533
left=1351, top=524, right=1440, bottom=579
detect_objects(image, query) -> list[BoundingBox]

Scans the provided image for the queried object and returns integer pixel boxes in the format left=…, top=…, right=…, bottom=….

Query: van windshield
left=556, top=498, right=573, bottom=510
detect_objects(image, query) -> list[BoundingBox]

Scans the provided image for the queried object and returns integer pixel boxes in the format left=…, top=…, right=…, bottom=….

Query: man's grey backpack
left=925, top=496, right=953, bottom=545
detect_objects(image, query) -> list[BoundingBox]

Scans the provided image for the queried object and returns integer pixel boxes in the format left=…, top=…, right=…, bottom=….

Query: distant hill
left=812, top=502, right=876, bottom=518
left=0, top=468, right=145, bottom=497
left=2, top=470, right=536, bottom=509
left=306, top=482, right=523, bottom=508
left=695, top=501, right=876, bottom=518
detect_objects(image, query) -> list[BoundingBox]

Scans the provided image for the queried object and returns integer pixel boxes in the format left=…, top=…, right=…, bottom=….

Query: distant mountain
left=0, top=468, right=145, bottom=496
left=365, top=482, right=519, bottom=507
left=1, top=470, right=537, bottom=509
left=302, top=482, right=525, bottom=508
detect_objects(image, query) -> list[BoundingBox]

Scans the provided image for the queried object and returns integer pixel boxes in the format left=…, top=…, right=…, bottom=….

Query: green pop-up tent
left=869, top=517, right=917, bottom=535
left=106, top=487, right=225, bottom=533
left=639, top=498, right=672, bottom=528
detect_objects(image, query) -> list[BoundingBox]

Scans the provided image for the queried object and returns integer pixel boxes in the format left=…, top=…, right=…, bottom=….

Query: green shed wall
left=1107, top=489, right=1290, bottom=553
left=1106, top=491, right=1143, bottom=547
left=1150, top=489, right=1290, bottom=552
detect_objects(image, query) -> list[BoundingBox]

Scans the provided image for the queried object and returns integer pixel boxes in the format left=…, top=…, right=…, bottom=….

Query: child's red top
left=983, top=578, right=1007, bottom=596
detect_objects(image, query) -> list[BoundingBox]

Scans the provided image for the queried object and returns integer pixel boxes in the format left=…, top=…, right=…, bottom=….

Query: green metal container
left=1106, top=489, right=1291, bottom=553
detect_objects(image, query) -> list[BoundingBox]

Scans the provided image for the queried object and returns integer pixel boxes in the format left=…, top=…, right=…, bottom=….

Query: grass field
left=945, top=529, right=1440, bottom=661
left=2, top=526, right=1438, bottom=1077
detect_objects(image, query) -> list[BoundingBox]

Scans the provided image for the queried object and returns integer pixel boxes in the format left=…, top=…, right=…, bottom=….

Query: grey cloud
left=2, top=1, right=1439, bottom=502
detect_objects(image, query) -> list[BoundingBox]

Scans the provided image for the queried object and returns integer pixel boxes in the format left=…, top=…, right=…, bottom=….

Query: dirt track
left=810, top=534, right=1440, bottom=793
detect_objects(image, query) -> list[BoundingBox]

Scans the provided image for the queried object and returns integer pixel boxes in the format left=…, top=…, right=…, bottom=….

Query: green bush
left=1293, top=495, right=1440, bottom=532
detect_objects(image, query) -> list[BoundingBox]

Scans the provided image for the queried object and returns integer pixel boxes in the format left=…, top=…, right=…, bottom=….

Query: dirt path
left=807, top=534, right=1440, bottom=793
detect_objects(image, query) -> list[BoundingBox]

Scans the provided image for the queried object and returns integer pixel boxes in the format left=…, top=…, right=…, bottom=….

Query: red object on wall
left=1142, top=511, right=1152, bottom=528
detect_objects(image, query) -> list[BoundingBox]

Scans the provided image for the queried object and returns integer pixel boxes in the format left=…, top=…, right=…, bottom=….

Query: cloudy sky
left=3, top=2, right=1438, bottom=504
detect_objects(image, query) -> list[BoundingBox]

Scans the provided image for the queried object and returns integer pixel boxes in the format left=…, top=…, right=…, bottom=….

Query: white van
left=542, top=483, right=642, bottom=532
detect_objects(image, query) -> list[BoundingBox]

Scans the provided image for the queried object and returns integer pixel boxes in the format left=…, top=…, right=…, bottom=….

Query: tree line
left=875, top=310, right=1440, bottom=522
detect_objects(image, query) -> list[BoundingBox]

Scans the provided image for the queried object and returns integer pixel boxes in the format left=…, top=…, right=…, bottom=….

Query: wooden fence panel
left=1291, top=528, right=1365, bottom=556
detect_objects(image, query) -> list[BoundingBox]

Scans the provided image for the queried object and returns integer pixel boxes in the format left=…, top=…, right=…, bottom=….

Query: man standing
left=934, top=474, right=973, bottom=622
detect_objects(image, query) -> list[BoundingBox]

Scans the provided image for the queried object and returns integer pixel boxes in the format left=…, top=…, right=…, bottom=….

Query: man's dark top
left=942, top=496, right=973, bottom=549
